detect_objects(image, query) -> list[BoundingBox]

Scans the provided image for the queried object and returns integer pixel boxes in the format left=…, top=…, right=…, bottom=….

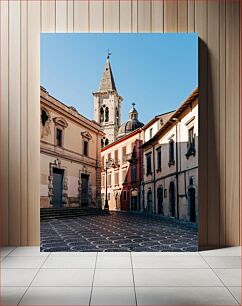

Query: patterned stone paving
left=40, top=211, right=198, bottom=252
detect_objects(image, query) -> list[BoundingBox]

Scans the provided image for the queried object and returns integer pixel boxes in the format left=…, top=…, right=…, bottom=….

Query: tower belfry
left=93, top=54, right=123, bottom=147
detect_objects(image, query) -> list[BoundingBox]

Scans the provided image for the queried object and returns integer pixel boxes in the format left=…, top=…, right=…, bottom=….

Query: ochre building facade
left=40, top=86, right=104, bottom=209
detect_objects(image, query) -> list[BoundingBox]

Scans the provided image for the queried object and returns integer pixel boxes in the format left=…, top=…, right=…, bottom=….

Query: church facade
left=40, top=86, right=104, bottom=209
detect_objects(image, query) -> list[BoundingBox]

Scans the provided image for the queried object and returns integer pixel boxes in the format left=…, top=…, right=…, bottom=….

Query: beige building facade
left=143, top=111, right=175, bottom=143
left=40, top=86, right=104, bottom=209
left=142, top=89, right=198, bottom=223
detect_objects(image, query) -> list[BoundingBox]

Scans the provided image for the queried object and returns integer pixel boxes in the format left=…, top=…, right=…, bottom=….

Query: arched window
left=41, top=109, right=48, bottom=126
left=100, top=107, right=104, bottom=123
left=105, top=139, right=109, bottom=146
left=105, top=107, right=109, bottom=122
left=101, top=139, right=104, bottom=148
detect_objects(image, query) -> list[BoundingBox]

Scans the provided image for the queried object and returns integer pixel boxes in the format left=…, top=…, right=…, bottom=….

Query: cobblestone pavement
left=40, top=211, right=198, bottom=252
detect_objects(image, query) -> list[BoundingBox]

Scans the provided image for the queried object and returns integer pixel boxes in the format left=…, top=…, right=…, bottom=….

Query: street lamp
left=104, top=157, right=114, bottom=211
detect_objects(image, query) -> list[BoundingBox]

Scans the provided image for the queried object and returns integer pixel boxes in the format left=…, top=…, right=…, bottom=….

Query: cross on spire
left=107, top=49, right=112, bottom=59
left=98, top=52, right=116, bottom=91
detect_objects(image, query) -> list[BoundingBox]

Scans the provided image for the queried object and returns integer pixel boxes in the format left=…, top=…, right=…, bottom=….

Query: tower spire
left=99, top=52, right=117, bottom=92
left=93, top=53, right=123, bottom=146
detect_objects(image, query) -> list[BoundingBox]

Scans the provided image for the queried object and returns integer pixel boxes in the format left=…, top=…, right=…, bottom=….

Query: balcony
left=185, top=139, right=196, bottom=159
left=101, top=159, right=120, bottom=170
left=126, top=151, right=137, bottom=163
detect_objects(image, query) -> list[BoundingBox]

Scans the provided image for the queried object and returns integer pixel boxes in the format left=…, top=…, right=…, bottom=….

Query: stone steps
left=40, top=207, right=109, bottom=221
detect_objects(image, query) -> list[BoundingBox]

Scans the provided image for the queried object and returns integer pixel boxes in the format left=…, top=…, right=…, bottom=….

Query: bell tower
left=93, top=53, right=123, bottom=147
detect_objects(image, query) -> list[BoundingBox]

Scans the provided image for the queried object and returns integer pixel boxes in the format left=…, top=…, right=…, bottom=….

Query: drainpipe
left=152, top=144, right=156, bottom=214
left=139, top=132, right=142, bottom=211
left=173, top=119, right=179, bottom=220
left=176, top=122, right=179, bottom=220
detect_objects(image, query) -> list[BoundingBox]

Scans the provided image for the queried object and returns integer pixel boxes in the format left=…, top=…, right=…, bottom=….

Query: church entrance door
left=52, top=168, right=64, bottom=208
left=81, top=174, right=89, bottom=207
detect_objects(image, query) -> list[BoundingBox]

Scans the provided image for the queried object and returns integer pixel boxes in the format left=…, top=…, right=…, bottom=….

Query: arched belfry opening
left=105, top=107, right=109, bottom=122
left=100, top=107, right=104, bottom=123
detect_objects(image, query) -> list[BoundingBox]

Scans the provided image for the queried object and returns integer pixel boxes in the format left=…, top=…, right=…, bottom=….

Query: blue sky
left=41, top=33, right=198, bottom=124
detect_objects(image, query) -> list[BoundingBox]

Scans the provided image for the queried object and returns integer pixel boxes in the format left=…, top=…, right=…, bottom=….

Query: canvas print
left=40, top=34, right=198, bottom=252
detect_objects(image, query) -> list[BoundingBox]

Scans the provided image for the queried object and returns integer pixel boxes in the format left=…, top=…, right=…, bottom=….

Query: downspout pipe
left=152, top=144, right=156, bottom=214
left=173, top=118, right=179, bottom=220
left=176, top=122, right=179, bottom=220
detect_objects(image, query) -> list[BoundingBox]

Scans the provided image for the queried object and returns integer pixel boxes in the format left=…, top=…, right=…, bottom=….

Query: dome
left=117, top=103, right=144, bottom=138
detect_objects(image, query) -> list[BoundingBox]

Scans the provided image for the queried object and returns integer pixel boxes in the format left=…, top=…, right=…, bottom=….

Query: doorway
left=131, top=196, right=138, bottom=210
left=52, top=168, right=64, bottom=208
left=81, top=174, right=89, bottom=207
left=169, top=181, right=175, bottom=217
left=157, top=187, right=164, bottom=214
left=189, top=187, right=196, bottom=222
left=147, top=190, right=153, bottom=213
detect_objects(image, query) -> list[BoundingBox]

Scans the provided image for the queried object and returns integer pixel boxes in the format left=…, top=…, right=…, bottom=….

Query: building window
left=101, top=139, right=104, bottom=148
left=123, top=190, right=127, bottom=201
left=101, top=175, right=105, bottom=187
left=105, top=107, right=109, bottom=122
left=107, top=173, right=111, bottom=186
left=83, top=140, right=88, bottom=156
left=186, top=126, right=196, bottom=159
left=115, top=172, right=119, bottom=185
left=122, top=146, right=126, bottom=163
left=56, top=128, right=63, bottom=147
left=41, top=109, right=48, bottom=126
left=168, top=139, right=175, bottom=167
left=131, top=142, right=136, bottom=159
left=131, top=165, right=137, bottom=182
left=114, top=150, right=118, bottom=163
left=122, top=169, right=127, bottom=183
left=105, top=138, right=109, bottom=146
left=108, top=193, right=110, bottom=200
left=146, top=153, right=152, bottom=175
left=156, top=147, right=161, bottom=172
left=150, top=128, right=153, bottom=139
